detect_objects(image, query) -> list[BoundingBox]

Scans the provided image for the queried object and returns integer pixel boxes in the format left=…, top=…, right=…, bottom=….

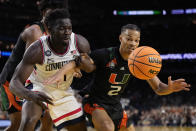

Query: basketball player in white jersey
left=9, top=8, right=90, bottom=131
left=0, top=0, right=67, bottom=130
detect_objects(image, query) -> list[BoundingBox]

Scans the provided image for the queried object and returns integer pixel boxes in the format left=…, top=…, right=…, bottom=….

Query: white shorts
left=49, top=95, right=84, bottom=130
left=26, top=83, right=84, bottom=130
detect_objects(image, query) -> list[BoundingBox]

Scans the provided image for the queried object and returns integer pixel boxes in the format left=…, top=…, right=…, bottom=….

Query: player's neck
left=48, top=37, right=68, bottom=54
left=119, top=47, right=128, bottom=61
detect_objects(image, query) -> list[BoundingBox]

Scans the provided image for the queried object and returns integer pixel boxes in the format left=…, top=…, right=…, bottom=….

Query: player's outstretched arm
left=9, top=41, right=53, bottom=109
left=147, top=76, right=191, bottom=95
left=43, top=53, right=96, bottom=85
left=43, top=61, right=77, bottom=85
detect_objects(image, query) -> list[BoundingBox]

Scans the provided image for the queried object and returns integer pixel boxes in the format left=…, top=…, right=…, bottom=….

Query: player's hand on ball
left=168, top=76, right=191, bottom=92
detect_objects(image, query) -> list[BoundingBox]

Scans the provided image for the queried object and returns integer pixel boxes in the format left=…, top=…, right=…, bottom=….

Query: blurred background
left=0, top=0, right=196, bottom=130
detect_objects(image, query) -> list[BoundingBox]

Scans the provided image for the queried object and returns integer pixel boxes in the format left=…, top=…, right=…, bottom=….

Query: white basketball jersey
left=28, top=32, right=80, bottom=100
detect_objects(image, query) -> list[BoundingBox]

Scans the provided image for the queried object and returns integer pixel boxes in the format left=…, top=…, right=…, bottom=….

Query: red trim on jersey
left=26, top=80, right=31, bottom=84
left=53, top=107, right=82, bottom=123
left=75, top=34, right=80, bottom=53
left=39, top=39, right=44, bottom=64
left=43, top=32, right=47, bottom=36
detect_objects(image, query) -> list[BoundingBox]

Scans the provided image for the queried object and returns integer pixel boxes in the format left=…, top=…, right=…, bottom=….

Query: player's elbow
left=83, top=67, right=94, bottom=73
left=81, top=65, right=96, bottom=73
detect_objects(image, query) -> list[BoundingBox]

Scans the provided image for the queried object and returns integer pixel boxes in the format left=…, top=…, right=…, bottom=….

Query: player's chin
left=127, top=48, right=134, bottom=54
left=63, top=39, right=69, bottom=44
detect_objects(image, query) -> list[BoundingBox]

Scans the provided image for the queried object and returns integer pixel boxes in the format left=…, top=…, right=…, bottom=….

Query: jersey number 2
left=107, top=73, right=130, bottom=96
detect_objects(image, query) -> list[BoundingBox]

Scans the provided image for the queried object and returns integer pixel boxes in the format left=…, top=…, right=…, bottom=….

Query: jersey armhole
left=74, top=34, right=80, bottom=53
left=39, top=39, right=45, bottom=64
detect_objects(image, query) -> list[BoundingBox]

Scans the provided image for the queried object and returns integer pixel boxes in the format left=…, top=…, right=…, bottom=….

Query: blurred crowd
left=121, top=94, right=196, bottom=127
left=0, top=40, right=14, bottom=52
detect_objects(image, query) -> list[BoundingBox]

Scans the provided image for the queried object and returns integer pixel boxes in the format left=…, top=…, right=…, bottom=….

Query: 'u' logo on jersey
left=109, top=73, right=130, bottom=84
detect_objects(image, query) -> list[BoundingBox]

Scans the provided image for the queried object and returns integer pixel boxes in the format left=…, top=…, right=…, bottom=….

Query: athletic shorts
left=83, top=97, right=128, bottom=131
left=0, top=81, right=22, bottom=113
left=29, top=83, right=85, bottom=130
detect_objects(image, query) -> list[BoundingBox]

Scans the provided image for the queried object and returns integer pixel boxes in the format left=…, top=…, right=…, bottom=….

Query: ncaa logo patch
left=45, top=50, right=52, bottom=56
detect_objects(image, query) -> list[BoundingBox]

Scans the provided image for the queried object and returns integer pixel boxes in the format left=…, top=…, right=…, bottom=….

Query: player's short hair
left=45, top=8, right=71, bottom=27
left=121, top=24, right=141, bottom=33
left=38, top=0, right=64, bottom=12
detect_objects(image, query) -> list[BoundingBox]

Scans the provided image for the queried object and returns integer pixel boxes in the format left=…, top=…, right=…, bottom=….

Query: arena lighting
left=113, top=8, right=196, bottom=15
left=171, top=9, right=184, bottom=14
left=0, top=51, right=11, bottom=56
left=113, top=10, right=163, bottom=15
left=171, top=8, right=196, bottom=15
left=160, top=53, right=196, bottom=60
left=1, top=50, right=196, bottom=60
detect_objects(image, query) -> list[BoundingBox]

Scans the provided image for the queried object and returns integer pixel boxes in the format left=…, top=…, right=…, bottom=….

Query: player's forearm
left=78, top=56, right=95, bottom=73
left=154, top=82, right=173, bottom=95
left=9, top=78, right=32, bottom=100
left=148, top=76, right=173, bottom=95
left=61, top=61, right=76, bottom=75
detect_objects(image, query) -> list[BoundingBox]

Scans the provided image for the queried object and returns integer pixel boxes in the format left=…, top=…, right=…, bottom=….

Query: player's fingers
left=37, top=101, right=48, bottom=109
left=174, top=79, right=185, bottom=82
left=43, top=77, right=55, bottom=85
left=38, top=92, right=53, bottom=101
left=47, top=77, right=60, bottom=85
left=40, top=97, right=53, bottom=105
left=180, top=82, right=192, bottom=87
left=77, top=72, right=82, bottom=78
left=57, top=81, right=60, bottom=89
left=183, top=87, right=190, bottom=91
left=168, top=76, right=172, bottom=82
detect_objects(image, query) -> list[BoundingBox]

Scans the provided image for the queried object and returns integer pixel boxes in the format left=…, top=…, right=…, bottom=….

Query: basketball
left=128, top=46, right=162, bottom=80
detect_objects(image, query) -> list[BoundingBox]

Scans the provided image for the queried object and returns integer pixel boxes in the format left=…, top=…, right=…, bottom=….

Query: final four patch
left=45, top=50, right=52, bottom=56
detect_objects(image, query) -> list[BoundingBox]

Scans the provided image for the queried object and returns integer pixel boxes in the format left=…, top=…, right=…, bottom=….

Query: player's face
left=50, top=18, right=72, bottom=46
left=119, top=29, right=140, bottom=54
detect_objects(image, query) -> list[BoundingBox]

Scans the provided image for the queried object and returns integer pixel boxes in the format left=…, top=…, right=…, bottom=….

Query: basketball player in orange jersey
left=9, top=9, right=90, bottom=131
left=44, top=24, right=191, bottom=131
left=0, top=0, right=66, bottom=130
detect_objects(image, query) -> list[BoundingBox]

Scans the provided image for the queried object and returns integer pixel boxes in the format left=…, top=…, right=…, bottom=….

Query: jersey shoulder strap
left=107, top=47, right=115, bottom=60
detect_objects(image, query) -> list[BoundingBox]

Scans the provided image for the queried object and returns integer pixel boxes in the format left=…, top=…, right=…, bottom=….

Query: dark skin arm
left=9, top=41, right=53, bottom=109
left=76, top=34, right=91, bottom=54
left=0, top=24, right=44, bottom=84
left=147, top=76, right=191, bottom=95
left=22, top=24, right=44, bottom=49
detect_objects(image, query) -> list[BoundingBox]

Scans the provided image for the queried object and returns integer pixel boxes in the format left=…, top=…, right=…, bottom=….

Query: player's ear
left=119, top=34, right=122, bottom=43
